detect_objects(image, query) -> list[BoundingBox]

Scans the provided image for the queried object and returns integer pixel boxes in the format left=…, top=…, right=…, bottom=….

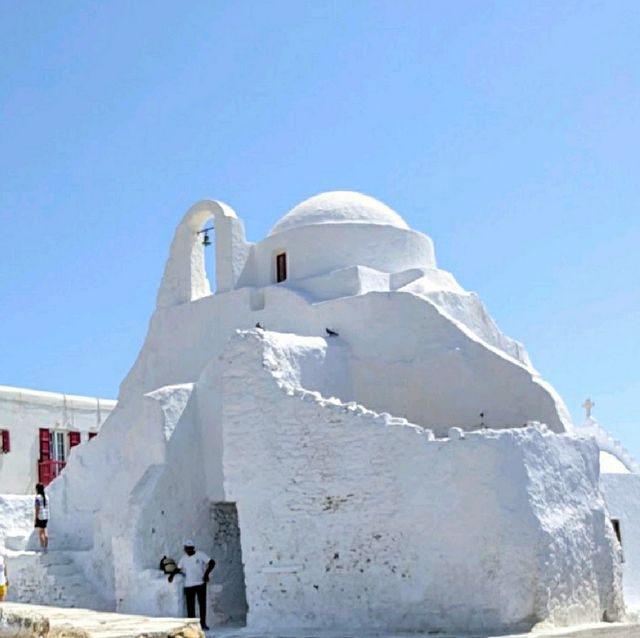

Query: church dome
left=268, top=191, right=410, bottom=236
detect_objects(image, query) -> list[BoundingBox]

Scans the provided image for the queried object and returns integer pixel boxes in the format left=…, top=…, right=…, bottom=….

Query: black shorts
left=35, top=519, right=48, bottom=529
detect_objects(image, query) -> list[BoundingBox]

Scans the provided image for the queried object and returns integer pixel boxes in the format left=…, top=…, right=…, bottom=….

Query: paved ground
left=0, top=602, right=202, bottom=638
left=1, top=603, right=639, bottom=638
left=207, top=624, right=640, bottom=638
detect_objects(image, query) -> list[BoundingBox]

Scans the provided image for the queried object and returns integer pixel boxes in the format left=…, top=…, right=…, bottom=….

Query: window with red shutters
left=68, top=431, right=81, bottom=449
left=38, top=428, right=52, bottom=485
left=0, top=429, right=9, bottom=453
left=39, top=428, right=51, bottom=461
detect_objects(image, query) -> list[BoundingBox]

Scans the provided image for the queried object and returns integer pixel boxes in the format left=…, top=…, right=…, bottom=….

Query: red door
left=38, top=428, right=52, bottom=485
left=68, top=431, right=81, bottom=449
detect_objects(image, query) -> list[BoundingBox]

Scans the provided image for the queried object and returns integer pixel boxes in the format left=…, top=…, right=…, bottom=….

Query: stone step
left=5, top=549, right=114, bottom=613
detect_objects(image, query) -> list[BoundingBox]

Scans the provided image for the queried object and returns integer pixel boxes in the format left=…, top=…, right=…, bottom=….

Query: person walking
left=168, top=540, right=215, bottom=630
left=34, top=483, right=50, bottom=550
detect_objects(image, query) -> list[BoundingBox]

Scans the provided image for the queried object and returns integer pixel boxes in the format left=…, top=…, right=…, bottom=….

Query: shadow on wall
left=211, top=502, right=247, bottom=625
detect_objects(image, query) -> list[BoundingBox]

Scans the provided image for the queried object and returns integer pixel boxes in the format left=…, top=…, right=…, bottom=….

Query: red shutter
left=39, top=462, right=52, bottom=486
left=1, top=429, right=9, bottom=453
left=38, top=428, right=52, bottom=484
left=68, top=431, right=81, bottom=448
left=39, top=428, right=51, bottom=461
left=88, top=432, right=97, bottom=440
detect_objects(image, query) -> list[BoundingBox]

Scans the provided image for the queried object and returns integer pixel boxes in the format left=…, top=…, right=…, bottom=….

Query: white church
left=2, top=191, right=640, bottom=634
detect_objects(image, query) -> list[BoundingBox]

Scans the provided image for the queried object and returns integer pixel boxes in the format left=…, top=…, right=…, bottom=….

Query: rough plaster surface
left=0, top=495, right=33, bottom=552
left=576, top=419, right=639, bottom=475
left=2, top=192, right=632, bottom=632
left=220, top=331, right=623, bottom=633
left=0, top=602, right=203, bottom=638
left=5, top=551, right=112, bottom=611
left=210, top=503, right=247, bottom=624
left=600, top=474, right=640, bottom=610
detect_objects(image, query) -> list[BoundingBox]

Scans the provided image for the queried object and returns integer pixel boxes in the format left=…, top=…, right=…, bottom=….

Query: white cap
left=183, top=539, right=195, bottom=547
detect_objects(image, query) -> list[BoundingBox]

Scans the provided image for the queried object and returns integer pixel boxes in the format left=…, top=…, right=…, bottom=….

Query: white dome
left=269, top=191, right=410, bottom=236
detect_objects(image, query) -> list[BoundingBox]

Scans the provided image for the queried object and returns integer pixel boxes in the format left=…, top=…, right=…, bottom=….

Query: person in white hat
left=169, top=539, right=215, bottom=630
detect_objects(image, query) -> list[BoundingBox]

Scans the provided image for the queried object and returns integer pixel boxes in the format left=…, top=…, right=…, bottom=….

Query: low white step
left=6, top=550, right=114, bottom=612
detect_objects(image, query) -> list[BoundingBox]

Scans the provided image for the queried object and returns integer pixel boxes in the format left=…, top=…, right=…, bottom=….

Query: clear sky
left=1, top=2, right=638, bottom=454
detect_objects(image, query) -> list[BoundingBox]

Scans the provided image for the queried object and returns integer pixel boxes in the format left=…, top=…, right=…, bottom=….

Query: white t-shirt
left=35, top=494, right=49, bottom=520
left=178, top=551, right=211, bottom=588
left=0, top=555, right=6, bottom=586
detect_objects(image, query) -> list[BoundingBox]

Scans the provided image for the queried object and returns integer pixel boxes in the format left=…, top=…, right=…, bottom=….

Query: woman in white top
left=0, top=554, right=8, bottom=600
left=34, top=482, right=50, bottom=550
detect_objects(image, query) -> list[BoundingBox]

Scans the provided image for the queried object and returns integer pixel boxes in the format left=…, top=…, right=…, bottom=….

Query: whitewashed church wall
left=0, top=387, right=115, bottom=494
left=0, top=494, right=33, bottom=553
left=417, top=288, right=532, bottom=366
left=601, top=473, right=640, bottom=610
left=196, top=329, right=353, bottom=504
left=236, top=224, right=435, bottom=288
left=221, top=330, right=622, bottom=633
left=45, top=391, right=170, bottom=594
left=111, top=385, right=214, bottom=617
left=289, top=265, right=390, bottom=302
left=322, top=292, right=570, bottom=434
left=119, top=283, right=569, bottom=440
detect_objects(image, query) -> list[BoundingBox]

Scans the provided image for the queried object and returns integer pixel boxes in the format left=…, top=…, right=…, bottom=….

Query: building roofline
left=0, top=384, right=117, bottom=410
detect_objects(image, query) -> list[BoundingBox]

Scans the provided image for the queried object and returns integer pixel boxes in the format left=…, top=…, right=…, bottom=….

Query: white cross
left=582, top=398, right=595, bottom=419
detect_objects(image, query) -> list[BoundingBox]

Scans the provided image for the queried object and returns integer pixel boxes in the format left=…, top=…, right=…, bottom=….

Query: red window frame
left=38, top=428, right=66, bottom=486
left=68, top=431, right=81, bottom=449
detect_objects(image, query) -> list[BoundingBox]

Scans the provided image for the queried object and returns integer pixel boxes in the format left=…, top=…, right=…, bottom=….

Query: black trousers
left=184, top=583, right=207, bottom=626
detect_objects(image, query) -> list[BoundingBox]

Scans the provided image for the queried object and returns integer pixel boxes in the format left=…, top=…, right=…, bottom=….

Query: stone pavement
left=207, top=623, right=640, bottom=638
left=0, top=602, right=202, bottom=638
left=1, top=603, right=639, bottom=638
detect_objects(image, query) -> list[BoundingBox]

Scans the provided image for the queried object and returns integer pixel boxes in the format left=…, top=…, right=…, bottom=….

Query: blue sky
left=1, top=2, right=638, bottom=454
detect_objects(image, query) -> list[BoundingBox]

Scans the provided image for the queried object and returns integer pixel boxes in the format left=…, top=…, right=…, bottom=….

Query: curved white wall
left=237, top=224, right=435, bottom=288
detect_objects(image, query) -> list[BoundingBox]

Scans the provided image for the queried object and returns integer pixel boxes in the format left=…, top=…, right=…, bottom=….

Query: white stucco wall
left=0, top=494, right=34, bottom=553
left=118, top=281, right=569, bottom=443
left=8, top=193, right=628, bottom=631
left=601, top=474, right=640, bottom=611
left=221, top=330, right=622, bottom=633
left=236, top=224, right=435, bottom=288
left=0, top=386, right=115, bottom=494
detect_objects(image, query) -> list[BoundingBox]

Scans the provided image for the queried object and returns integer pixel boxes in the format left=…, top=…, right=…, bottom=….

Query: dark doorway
left=611, top=518, right=624, bottom=563
left=211, top=502, right=247, bottom=625
left=276, top=252, right=287, bottom=282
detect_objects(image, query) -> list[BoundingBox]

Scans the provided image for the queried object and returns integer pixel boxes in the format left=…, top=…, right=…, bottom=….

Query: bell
left=202, top=231, right=211, bottom=247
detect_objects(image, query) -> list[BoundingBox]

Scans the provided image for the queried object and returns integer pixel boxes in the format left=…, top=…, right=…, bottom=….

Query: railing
left=38, top=460, right=66, bottom=486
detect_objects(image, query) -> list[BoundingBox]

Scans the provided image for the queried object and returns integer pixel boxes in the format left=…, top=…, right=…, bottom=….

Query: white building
left=1, top=191, right=638, bottom=634
left=574, top=413, right=640, bottom=612
left=0, top=385, right=116, bottom=494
